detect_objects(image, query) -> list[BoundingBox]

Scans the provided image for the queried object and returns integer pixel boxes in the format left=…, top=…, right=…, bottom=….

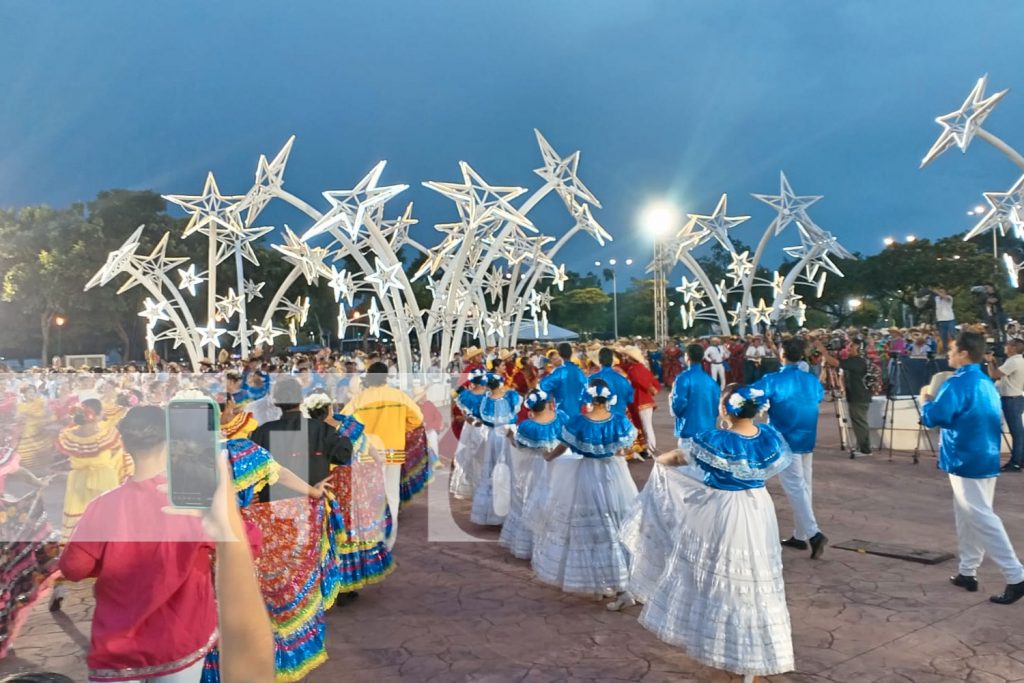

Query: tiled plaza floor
left=3, top=402, right=1024, bottom=682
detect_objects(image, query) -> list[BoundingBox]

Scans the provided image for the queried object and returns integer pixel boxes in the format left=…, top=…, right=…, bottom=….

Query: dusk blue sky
left=2, top=1, right=1023, bottom=278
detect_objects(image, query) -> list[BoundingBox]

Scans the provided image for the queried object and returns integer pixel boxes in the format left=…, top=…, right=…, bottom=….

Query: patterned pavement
left=3, top=401, right=1024, bottom=682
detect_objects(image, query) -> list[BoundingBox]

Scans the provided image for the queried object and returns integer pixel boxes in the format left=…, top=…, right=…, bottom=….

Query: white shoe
left=605, top=591, right=636, bottom=611
left=853, top=450, right=873, bottom=458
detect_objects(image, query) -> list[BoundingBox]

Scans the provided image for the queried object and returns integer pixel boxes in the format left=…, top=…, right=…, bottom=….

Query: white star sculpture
left=550, top=264, right=569, bottom=291
left=424, top=162, right=535, bottom=232
left=243, top=136, right=294, bottom=225
left=274, top=227, right=328, bottom=285
left=308, top=161, right=408, bottom=242
left=287, top=319, right=298, bottom=346
left=227, top=327, right=251, bottom=349
left=243, top=278, right=265, bottom=302
left=139, top=297, right=171, bottom=324
left=770, top=271, right=787, bottom=298
left=569, top=202, right=612, bottom=246
left=164, top=172, right=245, bottom=238
left=484, top=267, right=506, bottom=303
left=533, top=129, right=602, bottom=209
left=965, top=174, right=1024, bottom=240
left=177, top=264, right=206, bottom=297
left=714, top=279, right=729, bottom=304
left=749, top=298, right=773, bottom=327
left=728, top=302, right=745, bottom=327
left=213, top=225, right=274, bottom=267
left=675, top=275, right=704, bottom=303
left=84, top=225, right=145, bottom=290
left=337, top=304, right=349, bottom=340
left=197, top=321, right=226, bottom=349
left=115, top=231, right=191, bottom=294
left=921, top=74, right=1008, bottom=168
left=752, top=172, right=822, bottom=236
left=215, top=288, right=244, bottom=320
left=726, top=250, right=755, bottom=284
left=282, top=296, right=311, bottom=327
left=252, top=322, right=283, bottom=347
left=365, top=258, right=404, bottom=296
left=484, top=311, right=507, bottom=338
left=688, top=194, right=750, bottom=253
left=325, top=266, right=357, bottom=305
left=367, top=298, right=383, bottom=336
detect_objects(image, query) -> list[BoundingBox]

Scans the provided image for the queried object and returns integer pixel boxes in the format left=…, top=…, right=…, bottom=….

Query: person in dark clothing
left=819, top=339, right=872, bottom=456
left=250, top=377, right=352, bottom=503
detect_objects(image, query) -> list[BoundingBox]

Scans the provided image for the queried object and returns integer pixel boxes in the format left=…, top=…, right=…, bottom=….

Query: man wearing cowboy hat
left=620, top=345, right=662, bottom=454
left=704, top=337, right=727, bottom=389
left=452, top=346, right=486, bottom=440
left=590, top=347, right=633, bottom=417
left=540, top=342, right=587, bottom=417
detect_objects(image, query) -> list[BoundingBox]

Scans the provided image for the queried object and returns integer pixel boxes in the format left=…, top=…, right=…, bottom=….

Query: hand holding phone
left=167, top=398, right=221, bottom=509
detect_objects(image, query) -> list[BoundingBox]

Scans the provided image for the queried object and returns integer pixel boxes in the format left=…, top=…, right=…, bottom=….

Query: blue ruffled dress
left=623, top=425, right=795, bottom=677
left=531, top=413, right=639, bottom=595
left=498, top=414, right=564, bottom=559
left=470, top=391, right=521, bottom=526
left=449, top=389, right=487, bottom=499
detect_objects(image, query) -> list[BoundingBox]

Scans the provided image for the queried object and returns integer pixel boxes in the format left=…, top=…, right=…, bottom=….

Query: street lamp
left=595, top=257, right=634, bottom=339
left=848, top=297, right=863, bottom=310
left=905, top=234, right=916, bottom=243
left=640, top=200, right=680, bottom=345
left=883, top=236, right=895, bottom=246
left=54, top=315, right=66, bottom=360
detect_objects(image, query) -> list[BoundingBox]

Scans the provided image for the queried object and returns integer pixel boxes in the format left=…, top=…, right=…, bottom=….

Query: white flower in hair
left=172, top=388, right=208, bottom=401
left=301, top=393, right=332, bottom=417
left=748, top=388, right=765, bottom=398
left=728, top=393, right=747, bottom=410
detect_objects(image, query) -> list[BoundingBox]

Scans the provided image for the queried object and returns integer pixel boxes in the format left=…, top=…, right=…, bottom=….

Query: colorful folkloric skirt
left=325, top=463, right=394, bottom=594
left=399, top=426, right=433, bottom=506
left=0, top=491, right=60, bottom=659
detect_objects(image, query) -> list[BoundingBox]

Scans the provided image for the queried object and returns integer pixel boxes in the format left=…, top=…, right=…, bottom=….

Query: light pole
left=54, top=315, right=66, bottom=361
left=640, top=201, right=680, bottom=345
left=595, top=257, right=633, bottom=339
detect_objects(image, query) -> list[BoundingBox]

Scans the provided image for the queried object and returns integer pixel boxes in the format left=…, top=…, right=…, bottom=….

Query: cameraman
left=819, top=337, right=873, bottom=456
left=934, top=287, right=957, bottom=352
left=985, top=337, right=1024, bottom=472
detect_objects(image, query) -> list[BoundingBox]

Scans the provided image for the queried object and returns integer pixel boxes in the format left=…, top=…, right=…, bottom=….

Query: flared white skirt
left=449, top=423, right=486, bottom=500
left=470, top=427, right=511, bottom=526
left=498, top=446, right=546, bottom=559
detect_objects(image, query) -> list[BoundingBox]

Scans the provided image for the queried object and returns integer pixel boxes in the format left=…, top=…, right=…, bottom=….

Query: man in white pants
left=921, top=331, right=1024, bottom=604
left=704, top=337, right=727, bottom=389
left=752, top=338, right=828, bottom=559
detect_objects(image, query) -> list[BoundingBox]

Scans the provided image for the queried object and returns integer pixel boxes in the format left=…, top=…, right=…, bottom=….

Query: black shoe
left=949, top=574, right=979, bottom=592
left=990, top=581, right=1024, bottom=604
left=1001, top=462, right=1022, bottom=472
left=809, top=532, right=828, bottom=560
left=781, top=537, right=808, bottom=550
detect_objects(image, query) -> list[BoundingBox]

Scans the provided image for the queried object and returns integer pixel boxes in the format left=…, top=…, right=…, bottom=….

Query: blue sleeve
left=540, top=369, right=558, bottom=395
left=670, top=376, right=687, bottom=417
left=920, top=380, right=960, bottom=429
left=812, top=376, right=824, bottom=403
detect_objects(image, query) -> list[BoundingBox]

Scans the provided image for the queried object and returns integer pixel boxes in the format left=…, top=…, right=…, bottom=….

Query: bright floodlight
left=609, top=258, right=617, bottom=266
left=848, top=297, right=863, bottom=310
left=905, top=234, right=917, bottom=242
left=595, top=260, right=601, bottom=267
left=640, top=200, right=680, bottom=236
left=883, top=236, right=895, bottom=246
left=975, top=204, right=986, bottom=214
left=625, top=258, right=634, bottom=266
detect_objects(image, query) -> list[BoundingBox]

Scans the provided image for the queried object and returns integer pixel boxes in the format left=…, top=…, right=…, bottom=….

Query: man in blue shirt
left=590, top=347, right=633, bottom=416
left=540, top=342, right=587, bottom=418
left=921, top=330, right=1024, bottom=604
left=670, top=343, right=721, bottom=451
left=753, top=338, right=827, bottom=559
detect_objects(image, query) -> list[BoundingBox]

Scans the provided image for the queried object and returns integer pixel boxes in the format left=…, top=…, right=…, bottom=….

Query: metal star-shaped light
left=251, top=322, right=284, bottom=347
left=748, top=298, right=773, bottom=327
left=197, top=321, right=226, bottom=349
left=1005, top=254, right=1024, bottom=289
left=484, top=267, right=506, bottom=303
left=675, top=275, right=704, bottom=303
left=770, top=271, right=787, bottom=298
left=367, top=298, right=383, bottom=336
left=752, top=172, right=822, bottom=236
left=139, top=297, right=171, bottom=324
left=165, top=172, right=245, bottom=238
left=484, top=312, right=507, bottom=338
left=84, top=225, right=145, bottom=290
left=569, top=202, right=612, bottom=246
left=728, top=301, right=745, bottom=327
left=243, top=278, right=264, bottom=302
left=714, top=279, right=729, bottom=304
left=274, top=227, right=328, bottom=285
left=413, top=234, right=461, bottom=280
left=533, top=130, right=602, bottom=209
left=537, top=289, right=554, bottom=310
left=226, top=327, right=251, bottom=349
left=325, top=266, right=357, bottom=305
left=550, top=264, right=569, bottom=291
left=365, top=258, right=404, bottom=296
left=965, top=175, right=1024, bottom=240
left=243, top=136, right=295, bottom=225
left=215, top=288, right=244, bottom=320
left=425, top=277, right=445, bottom=304
left=177, top=264, right=206, bottom=297
left=214, top=225, right=274, bottom=267
left=336, top=304, right=349, bottom=339
left=526, top=289, right=543, bottom=317
left=379, top=202, right=418, bottom=250
left=282, top=296, right=311, bottom=327
left=309, top=162, right=408, bottom=242
left=425, top=162, right=534, bottom=231
left=287, top=319, right=298, bottom=346
left=689, top=194, right=750, bottom=253
left=726, top=250, right=755, bottom=284
left=816, top=271, right=828, bottom=298
left=788, top=298, right=808, bottom=326
left=921, top=74, right=1008, bottom=168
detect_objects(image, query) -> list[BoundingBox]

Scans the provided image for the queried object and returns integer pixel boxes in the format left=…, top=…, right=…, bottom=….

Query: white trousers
left=949, top=474, right=1024, bottom=583
left=384, top=463, right=402, bottom=550
left=640, top=407, right=656, bottom=451
left=426, top=429, right=440, bottom=463
left=778, top=452, right=819, bottom=541
left=709, top=363, right=726, bottom=389
left=91, top=657, right=205, bottom=683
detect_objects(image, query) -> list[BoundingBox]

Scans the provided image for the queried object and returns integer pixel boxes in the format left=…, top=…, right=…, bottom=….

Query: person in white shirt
left=704, top=337, right=727, bottom=389
left=935, top=288, right=956, bottom=352
left=744, top=336, right=769, bottom=384
left=986, top=337, right=1024, bottom=472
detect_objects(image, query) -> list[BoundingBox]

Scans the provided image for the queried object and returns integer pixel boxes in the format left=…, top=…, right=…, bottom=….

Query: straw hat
left=498, top=348, right=515, bottom=361
left=620, top=345, right=646, bottom=364
left=462, top=345, right=483, bottom=361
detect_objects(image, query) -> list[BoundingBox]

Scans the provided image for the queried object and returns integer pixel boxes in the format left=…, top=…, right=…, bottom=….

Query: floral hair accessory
left=524, top=389, right=550, bottom=411
left=580, top=383, right=618, bottom=406
left=468, top=368, right=488, bottom=385
left=301, top=392, right=332, bottom=417
left=171, top=388, right=208, bottom=401
left=725, top=386, right=769, bottom=417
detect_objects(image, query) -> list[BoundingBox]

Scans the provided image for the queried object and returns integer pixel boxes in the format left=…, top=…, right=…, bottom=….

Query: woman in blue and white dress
left=499, top=389, right=562, bottom=560
left=470, top=373, right=521, bottom=526
left=532, top=378, right=638, bottom=600
left=629, top=384, right=794, bottom=682
left=449, top=369, right=488, bottom=500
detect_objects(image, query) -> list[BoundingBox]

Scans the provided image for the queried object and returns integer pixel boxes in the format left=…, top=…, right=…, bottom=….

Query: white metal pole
left=612, top=267, right=619, bottom=339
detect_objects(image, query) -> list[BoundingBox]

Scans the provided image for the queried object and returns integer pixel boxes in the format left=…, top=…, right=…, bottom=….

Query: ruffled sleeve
left=560, top=414, right=636, bottom=458
left=690, top=425, right=793, bottom=482
left=333, top=414, right=371, bottom=463
left=515, top=414, right=563, bottom=450
left=226, top=438, right=281, bottom=506
left=455, top=390, right=481, bottom=418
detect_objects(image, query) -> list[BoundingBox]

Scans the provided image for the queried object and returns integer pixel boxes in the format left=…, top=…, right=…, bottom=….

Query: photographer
left=985, top=338, right=1024, bottom=472
left=934, top=287, right=957, bottom=352
left=818, top=337, right=873, bottom=456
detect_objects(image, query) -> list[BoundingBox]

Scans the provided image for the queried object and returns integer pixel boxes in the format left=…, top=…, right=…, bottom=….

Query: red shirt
left=59, top=475, right=218, bottom=682
left=624, top=361, right=661, bottom=409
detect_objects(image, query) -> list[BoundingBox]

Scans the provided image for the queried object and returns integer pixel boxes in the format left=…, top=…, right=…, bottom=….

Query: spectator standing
left=985, top=337, right=1024, bottom=472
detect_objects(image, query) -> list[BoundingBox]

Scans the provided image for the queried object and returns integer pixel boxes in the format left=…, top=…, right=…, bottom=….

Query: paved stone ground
left=4, top=402, right=1024, bottom=682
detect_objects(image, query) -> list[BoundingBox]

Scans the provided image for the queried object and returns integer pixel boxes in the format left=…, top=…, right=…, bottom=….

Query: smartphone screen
left=167, top=399, right=220, bottom=508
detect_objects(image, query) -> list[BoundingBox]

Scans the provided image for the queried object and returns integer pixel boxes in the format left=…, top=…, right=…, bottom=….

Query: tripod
left=823, top=364, right=852, bottom=455
left=878, top=355, right=935, bottom=464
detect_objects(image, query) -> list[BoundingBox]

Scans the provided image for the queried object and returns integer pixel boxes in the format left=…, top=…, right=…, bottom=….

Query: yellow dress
left=16, top=398, right=52, bottom=474
left=56, top=423, right=125, bottom=541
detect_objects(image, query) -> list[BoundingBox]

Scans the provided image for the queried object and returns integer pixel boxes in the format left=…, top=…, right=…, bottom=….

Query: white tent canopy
left=515, top=319, right=579, bottom=341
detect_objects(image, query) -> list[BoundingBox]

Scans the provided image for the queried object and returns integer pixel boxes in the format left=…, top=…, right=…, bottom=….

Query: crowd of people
left=0, top=322, right=1022, bottom=682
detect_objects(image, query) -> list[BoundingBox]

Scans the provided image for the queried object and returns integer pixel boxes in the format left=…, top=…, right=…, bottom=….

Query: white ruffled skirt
left=470, top=427, right=510, bottom=526
left=449, top=423, right=486, bottom=500
left=498, top=445, right=546, bottom=559
left=531, top=454, right=638, bottom=595
left=627, top=464, right=794, bottom=677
